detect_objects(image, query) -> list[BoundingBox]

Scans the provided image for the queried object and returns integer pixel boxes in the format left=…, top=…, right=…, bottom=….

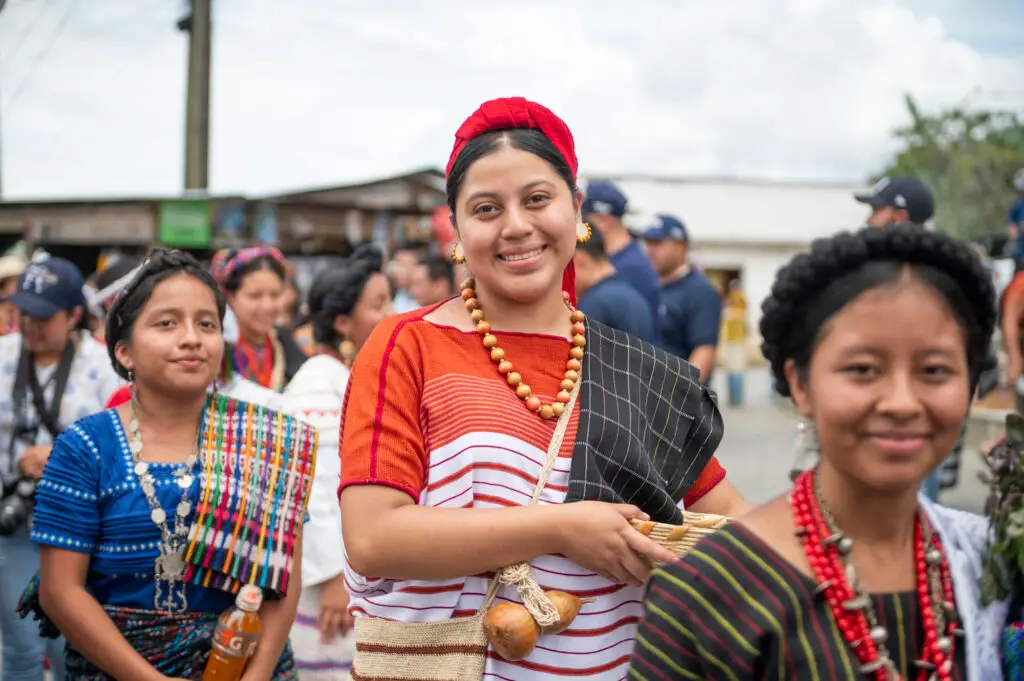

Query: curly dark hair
left=760, top=224, right=996, bottom=397
left=310, top=245, right=384, bottom=348
left=106, top=248, right=227, bottom=379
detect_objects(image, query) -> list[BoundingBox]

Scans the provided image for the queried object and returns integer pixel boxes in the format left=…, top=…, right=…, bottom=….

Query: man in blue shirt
left=1008, top=168, right=1024, bottom=266
left=642, top=215, right=722, bottom=383
left=581, top=181, right=661, bottom=330
left=573, top=227, right=655, bottom=343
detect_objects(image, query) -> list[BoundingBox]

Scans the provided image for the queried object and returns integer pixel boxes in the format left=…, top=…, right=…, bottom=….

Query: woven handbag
left=349, top=379, right=581, bottom=681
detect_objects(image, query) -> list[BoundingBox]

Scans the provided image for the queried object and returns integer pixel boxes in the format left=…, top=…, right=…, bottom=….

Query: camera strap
left=7, top=338, right=76, bottom=476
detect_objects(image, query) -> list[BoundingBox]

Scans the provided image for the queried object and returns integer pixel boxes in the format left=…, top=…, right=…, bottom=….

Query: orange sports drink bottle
left=202, top=585, right=263, bottom=680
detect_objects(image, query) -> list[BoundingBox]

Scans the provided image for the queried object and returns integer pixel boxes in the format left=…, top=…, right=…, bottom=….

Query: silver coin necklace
left=128, top=397, right=199, bottom=614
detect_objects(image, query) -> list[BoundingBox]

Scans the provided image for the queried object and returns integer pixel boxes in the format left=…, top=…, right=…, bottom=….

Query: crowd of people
left=0, top=95, right=1016, bottom=680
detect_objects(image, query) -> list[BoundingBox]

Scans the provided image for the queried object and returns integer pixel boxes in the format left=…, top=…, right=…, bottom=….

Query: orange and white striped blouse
left=340, top=307, right=726, bottom=680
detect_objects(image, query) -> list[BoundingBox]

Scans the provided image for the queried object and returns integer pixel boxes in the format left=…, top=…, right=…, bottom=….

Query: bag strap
left=477, top=374, right=582, bottom=618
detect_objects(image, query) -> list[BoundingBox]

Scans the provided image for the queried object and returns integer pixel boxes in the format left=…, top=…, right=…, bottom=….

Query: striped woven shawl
left=566, top=320, right=723, bottom=524
left=183, top=394, right=318, bottom=599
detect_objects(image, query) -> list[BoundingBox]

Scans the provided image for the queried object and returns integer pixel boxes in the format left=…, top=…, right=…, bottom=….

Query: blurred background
left=0, top=0, right=1022, bottom=511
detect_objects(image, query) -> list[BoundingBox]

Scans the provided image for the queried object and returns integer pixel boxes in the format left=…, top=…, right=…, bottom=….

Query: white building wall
left=581, top=174, right=874, bottom=353
left=692, top=245, right=797, bottom=346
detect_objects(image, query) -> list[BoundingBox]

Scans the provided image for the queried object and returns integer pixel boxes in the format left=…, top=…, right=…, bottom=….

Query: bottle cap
left=236, top=585, right=263, bottom=612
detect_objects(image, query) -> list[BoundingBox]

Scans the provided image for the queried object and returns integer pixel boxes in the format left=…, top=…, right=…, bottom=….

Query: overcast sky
left=1, top=0, right=1022, bottom=200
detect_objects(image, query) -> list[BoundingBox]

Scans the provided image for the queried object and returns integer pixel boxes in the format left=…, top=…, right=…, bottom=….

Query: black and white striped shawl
left=564, top=320, right=724, bottom=524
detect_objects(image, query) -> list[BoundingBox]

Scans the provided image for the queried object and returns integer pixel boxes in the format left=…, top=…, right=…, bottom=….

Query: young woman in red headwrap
left=338, top=98, right=749, bottom=681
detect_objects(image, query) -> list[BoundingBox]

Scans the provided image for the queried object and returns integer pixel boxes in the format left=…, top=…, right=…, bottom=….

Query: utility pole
left=179, top=0, right=211, bottom=191
left=0, top=0, right=8, bottom=200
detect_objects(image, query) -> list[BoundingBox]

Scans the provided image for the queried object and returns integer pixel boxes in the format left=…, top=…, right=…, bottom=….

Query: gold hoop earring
left=339, top=339, right=357, bottom=365
left=451, top=242, right=466, bottom=264
left=576, top=221, right=592, bottom=244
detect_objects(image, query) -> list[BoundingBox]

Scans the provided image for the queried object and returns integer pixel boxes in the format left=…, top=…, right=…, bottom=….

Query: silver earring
left=789, top=420, right=819, bottom=482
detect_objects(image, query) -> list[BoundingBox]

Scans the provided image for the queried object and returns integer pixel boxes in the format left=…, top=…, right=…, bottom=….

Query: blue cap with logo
left=854, top=176, right=935, bottom=224
left=582, top=180, right=628, bottom=217
left=641, top=214, right=689, bottom=242
left=6, top=257, right=86, bottom=319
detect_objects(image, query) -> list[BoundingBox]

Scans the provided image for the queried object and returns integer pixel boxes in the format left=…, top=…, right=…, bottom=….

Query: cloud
left=0, top=0, right=1020, bottom=199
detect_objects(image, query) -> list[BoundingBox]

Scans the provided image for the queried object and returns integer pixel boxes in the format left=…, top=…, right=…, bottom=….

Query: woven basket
left=630, top=512, right=730, bottom=564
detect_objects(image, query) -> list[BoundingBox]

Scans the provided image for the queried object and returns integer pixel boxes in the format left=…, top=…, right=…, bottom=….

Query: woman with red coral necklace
left=210, top=247, right=306, bottom=391
left=628, top=225, right=1009, bottom=681
left=338, top=98, right=749, bottom=681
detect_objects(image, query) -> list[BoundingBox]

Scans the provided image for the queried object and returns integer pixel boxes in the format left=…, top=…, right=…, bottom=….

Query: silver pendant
left=177, top=475, right=193, bottom=489
left=150, top=508, right=167, bottom=524
left=134, top=461, right=149, bottom=476
left=177, top=501, right=191, bottom=517
left=156, top=551, right=185, bottom=581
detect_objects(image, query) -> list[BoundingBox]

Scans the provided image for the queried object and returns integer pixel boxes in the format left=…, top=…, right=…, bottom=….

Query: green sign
left=159, top=199, right=212, bottom=248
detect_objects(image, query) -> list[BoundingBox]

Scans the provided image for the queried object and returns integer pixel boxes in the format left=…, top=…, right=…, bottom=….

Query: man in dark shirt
left=854, top=175, right=935, bottom=227
left=581, top=180, right=661, bottom=330
left=573, top=227, right=655, bottom=343
left=642, top=215, right=722, bottom=383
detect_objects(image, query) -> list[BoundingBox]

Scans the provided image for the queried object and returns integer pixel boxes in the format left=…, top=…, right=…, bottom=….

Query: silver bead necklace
left=128, top=397, right=200, bottom=614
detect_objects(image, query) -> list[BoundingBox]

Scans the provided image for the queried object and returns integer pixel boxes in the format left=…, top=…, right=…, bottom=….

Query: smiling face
left=453, top=144, right=581, bottom=306
left=227, top=265, right=284, bottom=342
left=116, top=273, right=224, bottom=398
left=786, top=274, right=970, bottom=494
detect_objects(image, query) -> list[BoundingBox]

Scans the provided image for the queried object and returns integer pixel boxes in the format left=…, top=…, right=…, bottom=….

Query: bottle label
left=212, top=627, right=258, bottom=659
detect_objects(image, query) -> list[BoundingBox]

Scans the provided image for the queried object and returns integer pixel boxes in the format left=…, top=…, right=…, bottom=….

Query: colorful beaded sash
left=1005, top=622, right=1024, bottom=680
left=183, top=394, right=317, bottom=599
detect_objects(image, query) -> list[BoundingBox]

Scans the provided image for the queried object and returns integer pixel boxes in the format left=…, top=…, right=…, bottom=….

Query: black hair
left=394, top=241, right=429, bottom=257
left=310, top=245, right=384, bottom=348
left=106, top=248, right=226, bottom=379
left=95, top=254, right=143, bottom=291
left=446, top=128, right=577, bottom=215
left=576, top=222, right=607, bottom=261
left=760, top=224, right=996, bottom=397
left=420, top=254, right=455, bottom=291
left=220, top=251, right=287, bottom=295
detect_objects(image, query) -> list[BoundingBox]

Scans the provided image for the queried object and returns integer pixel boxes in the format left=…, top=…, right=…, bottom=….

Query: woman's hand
left=553, top=502, right=677, bottom=587
left=318, top=573, right=354, bottom=643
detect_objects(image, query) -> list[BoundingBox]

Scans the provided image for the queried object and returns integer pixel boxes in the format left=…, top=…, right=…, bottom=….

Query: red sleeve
left=104, top=386, right=132, bottom=410
left=1002, top=273, right=1024, bottom=312
left=681, top=456, right=726, bottom=508
left=338, top=316, right=428, bottom=502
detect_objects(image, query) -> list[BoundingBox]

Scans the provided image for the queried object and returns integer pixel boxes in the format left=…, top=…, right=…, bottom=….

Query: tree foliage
left=877, top=94, right=1024, bottom=241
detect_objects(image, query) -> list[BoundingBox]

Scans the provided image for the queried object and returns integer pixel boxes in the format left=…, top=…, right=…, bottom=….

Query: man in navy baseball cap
left=581, top=180, right=660, bottom=332
left=581, top=179, right=629, bottom=217
left=854, top=176, right=935, bottom=226
left=5, top=258, right=85, bottom=320
left=642, top=215, right=722, bottom=383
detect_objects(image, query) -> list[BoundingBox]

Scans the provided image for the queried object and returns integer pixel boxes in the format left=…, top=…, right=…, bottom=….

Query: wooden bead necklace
left=790, top=469, right=961, bottom=681
left=460, top=279, right=585, bottom=420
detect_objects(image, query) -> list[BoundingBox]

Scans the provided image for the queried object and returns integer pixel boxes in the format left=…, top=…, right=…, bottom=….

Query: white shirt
left=0, top=331, right=123, bottom=483
left=278, top=354, right=348, bottom=586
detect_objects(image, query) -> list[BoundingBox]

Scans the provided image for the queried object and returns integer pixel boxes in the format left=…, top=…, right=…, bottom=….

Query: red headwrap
left=446, top=97, right=579, bottom=307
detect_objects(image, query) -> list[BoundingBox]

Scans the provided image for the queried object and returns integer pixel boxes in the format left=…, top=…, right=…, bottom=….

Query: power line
left=2, top=0, right=77, bottom=113
left=1, top=0, right=57, bottom=68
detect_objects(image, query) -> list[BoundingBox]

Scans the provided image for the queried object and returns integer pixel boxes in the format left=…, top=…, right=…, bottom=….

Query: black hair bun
left=349, top=244, right=383, bottom=272
left=760, top=224, right=996, bottom=398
